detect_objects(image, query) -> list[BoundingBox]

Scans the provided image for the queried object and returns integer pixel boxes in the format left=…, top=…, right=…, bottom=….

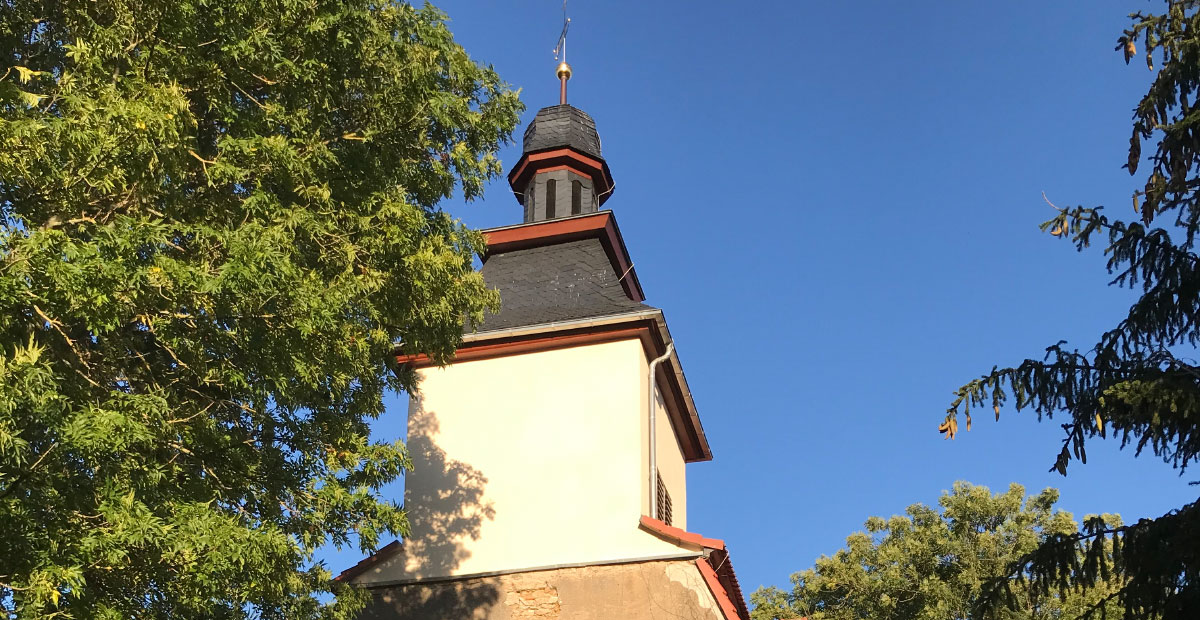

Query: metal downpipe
left=648, top=342, right=674, bottom=520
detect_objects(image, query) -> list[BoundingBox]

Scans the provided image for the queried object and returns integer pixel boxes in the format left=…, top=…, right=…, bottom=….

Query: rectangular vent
left=656, top=470, right=673, bottom=527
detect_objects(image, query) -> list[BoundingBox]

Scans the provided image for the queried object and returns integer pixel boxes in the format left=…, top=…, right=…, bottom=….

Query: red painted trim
left=483, top=211, right=611, bottom=250
left=697, top=558, right=743, bottom=620
left=335, top=540, right=402, bottom=583
left=523, top=147, right=604, bottom=170
left=639, top=515, right=725, bottom=550
left=507, top=147, right=615, bottom=207
left=508, top=148, right=604, bottom=183
left=482, top=212, right=645, bottom=303
left=397, top=326, right=654, bottom=368
left=709, top=549, right=752, bottom=620
left=530, top=163, right=595, bottom=178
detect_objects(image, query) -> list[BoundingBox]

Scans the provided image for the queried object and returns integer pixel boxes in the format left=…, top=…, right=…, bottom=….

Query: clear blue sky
left=320, top=0, right=1199, bottom=598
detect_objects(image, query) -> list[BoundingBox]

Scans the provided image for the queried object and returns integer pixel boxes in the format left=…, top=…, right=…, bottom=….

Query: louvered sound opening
left=656, top=470, right=673, bottom=527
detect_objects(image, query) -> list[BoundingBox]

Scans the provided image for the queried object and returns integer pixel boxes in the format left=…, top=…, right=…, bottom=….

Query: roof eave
left=464, top=309, right=711, bottom=462
left=397, top=309, right=713, bottom=463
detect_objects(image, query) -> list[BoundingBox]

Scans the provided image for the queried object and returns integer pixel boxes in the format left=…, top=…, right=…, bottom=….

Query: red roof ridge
left=334, top=540, right=403, bottom=583
left=638, top=515, right=726, bottom=550
left=638, top=516, right=749, bottom=620
left=707, top=548, right=751, bottom=620
left=696, top=557, right=743, bottom=620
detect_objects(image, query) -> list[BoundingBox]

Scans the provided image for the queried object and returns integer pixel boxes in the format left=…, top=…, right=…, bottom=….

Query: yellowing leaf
left=13, top=65, right=38, bottom=83
left=938, top=417, right=959, bottom=439
left=1096, top=413, right=1104, bottom=433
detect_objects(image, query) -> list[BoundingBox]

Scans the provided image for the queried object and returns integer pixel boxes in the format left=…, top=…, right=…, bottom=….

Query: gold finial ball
left=556, top=61, right=572, bottom=80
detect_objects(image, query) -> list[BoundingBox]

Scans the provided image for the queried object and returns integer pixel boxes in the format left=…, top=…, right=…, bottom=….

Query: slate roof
left=522, top=105, right=603, bottom=159
left=473, top=237, right=651, bottom=333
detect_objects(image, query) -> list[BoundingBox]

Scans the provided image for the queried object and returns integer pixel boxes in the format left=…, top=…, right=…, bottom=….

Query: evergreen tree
left=941, top=2, right=1200, bottom=618
left=0, top=0, right=521, bottom=616
left=750, top=484, right=1123, bottom=620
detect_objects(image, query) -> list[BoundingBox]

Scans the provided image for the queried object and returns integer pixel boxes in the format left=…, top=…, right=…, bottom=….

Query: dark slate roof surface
left=473, top=237, right=651, bottom=333
left=522, top=105, right=603, bottom=159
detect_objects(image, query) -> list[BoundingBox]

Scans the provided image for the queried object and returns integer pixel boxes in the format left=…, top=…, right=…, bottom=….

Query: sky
left=319, top=0, right=1200, bottom=600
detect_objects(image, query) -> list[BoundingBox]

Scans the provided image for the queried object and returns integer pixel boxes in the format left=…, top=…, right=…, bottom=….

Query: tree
left=0, top=0, right=521, bottom=616
left=749, top=483, right=1124, bottom=620
left=938, top=2, right=1200, bottom=619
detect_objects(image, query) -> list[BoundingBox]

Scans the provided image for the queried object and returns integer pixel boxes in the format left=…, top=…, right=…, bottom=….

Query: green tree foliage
left=0, top=0, right=521, bottom=615
left=938, top=2, right=1200, bottom=618
left=749, top=483, right=1123, bottom=620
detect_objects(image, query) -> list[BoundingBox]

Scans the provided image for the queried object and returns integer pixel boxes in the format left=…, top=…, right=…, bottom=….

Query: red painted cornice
left=507, top=147, right=615, bottom=207
left=638, top=516, right=725, bottom=550
left=396, top=323, right=657, bottom=369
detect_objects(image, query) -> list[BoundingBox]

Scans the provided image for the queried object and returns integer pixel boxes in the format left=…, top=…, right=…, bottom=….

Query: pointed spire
left=505, top=0, right=612, bottom=224
left=508, top=105, right=612, bottom=223
left=553, top=0, right=572, bottom=105
left=557, top=62, right=572, bottom=105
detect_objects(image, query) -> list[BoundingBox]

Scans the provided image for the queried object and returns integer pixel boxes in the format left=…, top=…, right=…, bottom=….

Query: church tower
left=342, top=54, right=750, bottom=620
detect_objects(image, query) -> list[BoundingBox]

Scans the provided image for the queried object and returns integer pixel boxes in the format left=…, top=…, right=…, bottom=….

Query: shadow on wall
left=360, top=403, right=501, bottom=618
left=360, top=577, right=504, bottom=620
left=403, top=403, right=496, bottom=576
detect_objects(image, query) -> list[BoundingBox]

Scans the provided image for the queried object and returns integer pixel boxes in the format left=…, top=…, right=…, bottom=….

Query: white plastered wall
left=651, top=382, right=688, bottom=530
left=637, top=344, right=688, bottom=530
left=357, top=338, right=692, bottom=584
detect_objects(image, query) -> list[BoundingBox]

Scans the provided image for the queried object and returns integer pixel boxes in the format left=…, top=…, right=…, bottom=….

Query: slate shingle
left=472, top=237, right=652, bottom=333
left=522, top=105, right=603, bottom=159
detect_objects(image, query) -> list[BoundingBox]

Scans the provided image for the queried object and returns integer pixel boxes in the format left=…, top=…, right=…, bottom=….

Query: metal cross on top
left=553, top=0, right=572, bottom=105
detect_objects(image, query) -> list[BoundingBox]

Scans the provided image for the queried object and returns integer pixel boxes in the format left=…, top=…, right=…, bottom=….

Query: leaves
left=1118, top=36, right=1138, bottom=64
left=11, top=65, right=39, bottom=83
left=0, top=0, right=520, bottom=617
left=944, top=2, right=1200, bottom=618
left=750, top=484, right=1123, bottom=620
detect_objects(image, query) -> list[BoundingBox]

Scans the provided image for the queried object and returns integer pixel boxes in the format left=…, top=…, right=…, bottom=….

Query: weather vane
left=553, top=0, right=572, bottom=105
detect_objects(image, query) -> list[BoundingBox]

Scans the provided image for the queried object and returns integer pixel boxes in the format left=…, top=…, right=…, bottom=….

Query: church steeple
left=507, top=61, right=614, bottom=223
left=339, top=11, right=754, bottom=617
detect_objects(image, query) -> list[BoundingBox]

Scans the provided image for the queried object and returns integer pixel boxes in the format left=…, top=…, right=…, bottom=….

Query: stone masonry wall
left=358, top=558, right=725, bottom=620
